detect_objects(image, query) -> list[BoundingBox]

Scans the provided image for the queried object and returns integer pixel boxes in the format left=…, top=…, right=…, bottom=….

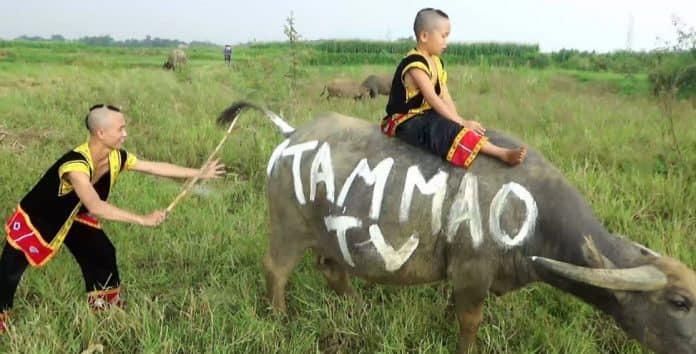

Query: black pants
left=0, top=222, right=120, bottom=312
left=394, top=110, right=463, bottom=160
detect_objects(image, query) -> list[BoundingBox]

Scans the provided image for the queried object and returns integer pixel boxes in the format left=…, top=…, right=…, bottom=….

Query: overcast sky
left=1, top=0, right=694, bottom=52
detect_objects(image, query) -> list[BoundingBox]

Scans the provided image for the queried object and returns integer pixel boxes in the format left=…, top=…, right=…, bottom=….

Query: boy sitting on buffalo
left=381, top=8, right=526, bottom=168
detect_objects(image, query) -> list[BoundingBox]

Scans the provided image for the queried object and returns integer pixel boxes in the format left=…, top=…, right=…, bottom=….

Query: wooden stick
left=165, top=118, right=238, bottom=213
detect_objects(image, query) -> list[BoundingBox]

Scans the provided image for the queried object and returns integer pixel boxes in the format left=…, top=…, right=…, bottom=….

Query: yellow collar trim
left=73, top=141, right=94, bottom=173
left=73, top=141, right=121, bottom=184
left=406, top=48, right=440, bottom=82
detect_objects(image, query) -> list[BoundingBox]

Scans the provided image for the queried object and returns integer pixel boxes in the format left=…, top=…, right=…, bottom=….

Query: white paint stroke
left=336, top=157, right=394, bottom=219
left=446, top=174, right=483, bottom=247
left=324, top=215, right=362, bottom=267
left=267, top=138, right=290, bottom=176
left=400, top=166, right=448, bottom=235
left=489, top=182, right=538, bottom=248
left=281, top=140, right=318, bottom=205
left=309, top=142, right=335, bottom=203
left=360, top=224, right=419, bottom=272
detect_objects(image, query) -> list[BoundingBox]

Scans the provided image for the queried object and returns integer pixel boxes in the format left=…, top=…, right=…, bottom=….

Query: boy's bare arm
left=408, top=69, right=462, bottom=124
left=67, top=172, right=165, bottom=227
left=408, top=69, right=486, bottom=135
left=440, top=84, right=459, bottom=116
left=441, top=84, right=486, bottom=135
left=130, top=159, right=225, bottom=180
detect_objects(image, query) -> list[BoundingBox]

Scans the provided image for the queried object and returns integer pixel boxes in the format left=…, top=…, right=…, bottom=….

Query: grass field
left=0, top=42, right=694, bottom=353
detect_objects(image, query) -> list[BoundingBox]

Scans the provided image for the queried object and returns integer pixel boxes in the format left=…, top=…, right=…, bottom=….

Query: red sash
left=5, top=208, right=55, bottom=267
left=381, top=114, right=407, bottom=137
left=75, top=212, right=101, bottom=229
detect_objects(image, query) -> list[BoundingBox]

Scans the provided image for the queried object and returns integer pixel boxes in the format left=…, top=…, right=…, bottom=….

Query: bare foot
left=502, top=146, right=526, bottom=166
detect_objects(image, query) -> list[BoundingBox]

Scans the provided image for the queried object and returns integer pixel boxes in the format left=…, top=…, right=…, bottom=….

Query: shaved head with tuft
left=84, top=104, right=125, bottom=136
left=413, top=8, right=449, bottom=39
left=86, top=107, right=116, bottom=134
left=84, top=104, right=128, bottom=148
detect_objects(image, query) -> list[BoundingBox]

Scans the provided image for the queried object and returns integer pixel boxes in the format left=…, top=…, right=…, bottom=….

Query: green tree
left=649, top=15, right=696, bottom=164
left=284, top=11, right=303, bottom=94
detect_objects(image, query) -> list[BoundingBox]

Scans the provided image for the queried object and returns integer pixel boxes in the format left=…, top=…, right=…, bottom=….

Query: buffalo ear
left=582, top=235, right=616, bottom=268
left=580, top=236, right=634, bottom=301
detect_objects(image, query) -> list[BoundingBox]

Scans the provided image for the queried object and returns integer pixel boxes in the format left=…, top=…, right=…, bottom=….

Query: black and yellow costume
left=1, top=142, right=137, bottom=312
left=385, top=48, right=448, bottom=122
left=381, top=49, right=486, bottom=168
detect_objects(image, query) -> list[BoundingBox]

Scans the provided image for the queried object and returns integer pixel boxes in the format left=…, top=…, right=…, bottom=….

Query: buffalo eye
left=667, top=295, right=692, bottom=312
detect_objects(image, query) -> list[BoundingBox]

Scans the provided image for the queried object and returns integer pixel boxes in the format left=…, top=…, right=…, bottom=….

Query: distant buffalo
left=320, top=79, right=373, bottom=100
left=163, top=49, right=187, bottom=70
left=361, top=74, right=392, bottom=97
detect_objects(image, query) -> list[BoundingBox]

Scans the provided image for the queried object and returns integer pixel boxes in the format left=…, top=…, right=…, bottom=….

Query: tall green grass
left=0, top=44, right=693, bottom=353
left=249, top=40, right=541, bottom=66
left=245, top=40, right=694, bottom=75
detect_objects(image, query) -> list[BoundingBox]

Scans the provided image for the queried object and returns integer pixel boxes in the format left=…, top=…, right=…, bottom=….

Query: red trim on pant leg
left=462, top=135, right=487, bottom=168
left=446, top=129, right=469, bottom=162
left=88, top=287, right=122, bottom=311
left=446, top=129, right=487, bottom=168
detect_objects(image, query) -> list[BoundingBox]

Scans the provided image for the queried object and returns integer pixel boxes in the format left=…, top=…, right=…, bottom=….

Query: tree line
left=13, top=34, right=217, bottom=48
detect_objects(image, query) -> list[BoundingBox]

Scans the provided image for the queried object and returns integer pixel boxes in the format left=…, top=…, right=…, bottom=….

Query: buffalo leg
left=316, top=256, right=361, bottom=300
left=263, top=252, right=300, bottom=314
left=453, top=289, right=485, bottom=354
left=263, top=213, right=312, bottom=314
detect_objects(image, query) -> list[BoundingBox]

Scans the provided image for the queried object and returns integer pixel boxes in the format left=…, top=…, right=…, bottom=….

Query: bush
left=563, top=56, right=592, bottom=71
left=590, top=56, right=609, bottom=71
left=649, top=57, right=696, bottom=98
left=528, top=53, right=551, bottom=69
left=610, top=55, right=643, bottom=74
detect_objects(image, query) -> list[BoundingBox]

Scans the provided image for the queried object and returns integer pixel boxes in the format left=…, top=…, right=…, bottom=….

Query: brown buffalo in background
left=361, top=74, right=392, bottom=97
left=320, top=79, right=373, bottom=100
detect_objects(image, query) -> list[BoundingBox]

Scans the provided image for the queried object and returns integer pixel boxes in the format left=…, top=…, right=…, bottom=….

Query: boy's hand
left=199, top=159, right=227, bottom=179
left=462, top=120, right=486, bottom=136
left=140, top=210, right=167, bottom=227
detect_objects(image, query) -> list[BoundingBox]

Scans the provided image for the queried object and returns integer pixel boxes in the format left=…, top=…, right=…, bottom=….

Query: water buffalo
left=218, top=102, right=696, bottom=354
left=361, top=74, right=392, bottom=96
left=163, top=48, right=187, bottom=70
left=321, top=79, right=374, bottom=100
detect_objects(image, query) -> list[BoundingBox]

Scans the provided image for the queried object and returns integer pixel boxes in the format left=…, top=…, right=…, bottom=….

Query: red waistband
left=75, top=212, right=101, bottom=229
left=381, top=113, right=408, bottom=137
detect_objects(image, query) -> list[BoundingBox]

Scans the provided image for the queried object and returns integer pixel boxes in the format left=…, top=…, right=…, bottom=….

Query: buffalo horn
left=531, top=256, right=668, bottom=291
